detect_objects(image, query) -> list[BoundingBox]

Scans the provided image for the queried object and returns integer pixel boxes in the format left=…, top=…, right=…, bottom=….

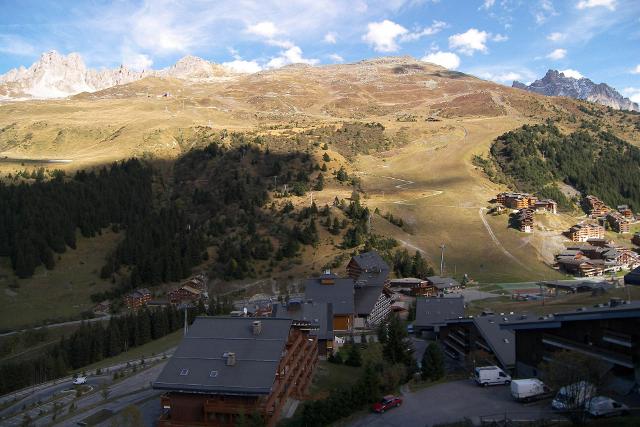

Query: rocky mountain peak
left=513, top=69, right=639, bottom=112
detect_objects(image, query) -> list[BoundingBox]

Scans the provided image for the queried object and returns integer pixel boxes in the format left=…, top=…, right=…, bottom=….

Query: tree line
left=491, top=122, right=640, bottom=210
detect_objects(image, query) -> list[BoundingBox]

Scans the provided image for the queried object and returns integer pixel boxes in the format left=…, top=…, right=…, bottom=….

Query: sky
left=1, top=0, right=639, bottom=101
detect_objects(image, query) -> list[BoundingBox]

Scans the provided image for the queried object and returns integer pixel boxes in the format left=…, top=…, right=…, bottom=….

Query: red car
left=372, top=395, right=403, bottom=413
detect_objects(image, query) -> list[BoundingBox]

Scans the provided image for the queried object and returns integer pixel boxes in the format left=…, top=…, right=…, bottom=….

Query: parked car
left=586, top=396, right=629, bottom=418
left=407, top=324, right=414, bottom=334
left=511, top=379, right=553, bottom=402
left=473, top=366, right=511, bottom=387
left=72, top=376, right=87, bottom=385
left=551, top=381, right=596, bottom=410
left=372, top=395, right=402, bottom=413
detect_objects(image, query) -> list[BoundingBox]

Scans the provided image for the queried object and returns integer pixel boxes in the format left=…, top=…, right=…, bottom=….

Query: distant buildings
left=426, top=276, right=462, bottom=293
left=501, top=300, right=640, bottom=387
left=516, top=208, right=535, bottom=233
left=168, top=274, right=209, bottom=305
left=555, top=240, right=640, bottom=277
left=124, top=288, right=151, bottom=309
left=583, top=195, right=610, bottom=218
left=496, top=192, right=556, bottom=214
left=568, top=222, right=605, bottom=242
left=154, top=317, right=317, bottom=427
left=606, top=211, right=631, bottom=233
left=389, top=277, right=436, bottom=296
left=632, top=232, right=640, bottom=246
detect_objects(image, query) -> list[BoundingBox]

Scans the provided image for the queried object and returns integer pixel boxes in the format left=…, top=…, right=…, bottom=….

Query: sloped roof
left=427, top=276, right=461, bottom=289
left=350, top=251, right=390, bottom=274
left=354, top=285, right=386, bottom=316
left=415, top=296, right=464, bottom=328
left=473, top=315, right=517, bottom=368
left=153, top=317, right=292, bottom=395
left=304, top=277, right=355, bottom=315
left=273, top=301, right=333, bottom=340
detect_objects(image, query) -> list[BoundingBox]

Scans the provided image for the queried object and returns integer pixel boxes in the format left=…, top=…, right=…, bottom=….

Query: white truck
left=510, top=379, right=553, bottom=402
left=551, top=381, right=596, bottom=410
left=473, top=366, right=511, bottom=387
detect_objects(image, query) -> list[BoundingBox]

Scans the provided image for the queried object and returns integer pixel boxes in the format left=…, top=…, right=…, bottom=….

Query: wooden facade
left=568, top=222, right=605, bottom=242
left=158, top=327, right=317, bottom=427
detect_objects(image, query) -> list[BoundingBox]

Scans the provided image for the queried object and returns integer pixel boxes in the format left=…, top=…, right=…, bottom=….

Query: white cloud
left=362, top=20, right=408, bottom=52
left=631, top=64, right=640, bottom=74
left=323, top=32, right=337, bottom=44
left=266, top=45, right=318, bottom=68
left=622, top=87, right=640, bottom=103
left=480, top=0, right=496, bottom=10
left=534, top=0, right=557, bottom=24
left=560, top=69, right=584, bottom=79
left=421, top=51, right=460, bottom=70
left=328, top=53, right=344, bottom=63
left=448, top=28, right=489, bottom=55
left=492, top=34, right=509, bottom=42
left=246, top=21, right=281, bottom=38
left=122, top=51, right=153, bottom=71
left=480, top=71, right=523, bottom=83
left=547, top=48, right=567, bottom=60
left=400, top=21, right=448, bottom=42
left=222, top=59, right=262, bottom=73
left=0, top=34, right=36, bottom=56
left=547, top=32, right=565, bottom=42
left=577, top=0, right=616, bottom=11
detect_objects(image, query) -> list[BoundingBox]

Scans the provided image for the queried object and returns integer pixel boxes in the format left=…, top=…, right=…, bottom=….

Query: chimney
left=224, top=352, right=236, bottom=366
left=252, top=320, right=262, bottom=335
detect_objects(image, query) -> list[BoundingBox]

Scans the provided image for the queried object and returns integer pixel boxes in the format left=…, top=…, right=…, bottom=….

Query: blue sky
left=1, top=0, right=639, bottom=100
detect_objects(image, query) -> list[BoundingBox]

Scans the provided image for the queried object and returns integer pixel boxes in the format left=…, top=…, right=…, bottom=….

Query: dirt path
left=478, top=208, right=531, bottom=271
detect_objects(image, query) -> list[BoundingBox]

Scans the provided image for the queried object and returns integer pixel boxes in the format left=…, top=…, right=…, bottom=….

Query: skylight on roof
left=209, top=370, right=218, bottom=378
left=180, top=368, right=189, bottom=376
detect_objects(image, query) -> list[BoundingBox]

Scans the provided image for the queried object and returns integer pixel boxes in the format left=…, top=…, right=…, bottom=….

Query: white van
left=72, top=376, right=87, bottom=385
left=551, top=381, right=596, bottom=410
left=510, top=379, right=552, bottom=402
left=474, top=366, right=511, bottom=387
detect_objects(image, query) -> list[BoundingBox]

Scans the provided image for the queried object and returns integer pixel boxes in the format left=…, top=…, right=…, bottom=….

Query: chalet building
left=583, top=195, right=610, bottom=218
left=568, top=222, right=605, bottom=242
left=606, top=211, right=631, bottom=233
left=389, top=277, right=436, bottom=296
left=413, top=296, right=465, bottom=335
left=272, top=299, right=334, bottom=356
left=426, top=276, right=462, bottom=293
left=441, top=313, right=517, bottom=372
left=632, top=232, right=640, bottom=246
left=124, top=288, right=151, bottom=309
left=516, top=208, right=535, bottom=233
left=304, top=272, right=355, bottom=333
left=534, top=199, right=557, bottom=214
left=617, top=205, right=634, bottom=220
left=154, top=317, right=317, bottom=427
left=501, top=300, right=640, bottom=389
left=305, top=251, right=392, bottom=333
left=496, top=192, right=538, bottom=210
left=168, top=285, right=206, bottom=305
left=555, top=256, right=604, bottom=277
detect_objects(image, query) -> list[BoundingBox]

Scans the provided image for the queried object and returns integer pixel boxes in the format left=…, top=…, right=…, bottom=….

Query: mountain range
left=513, top=70, right=639, bottom=112
left=0, top=51, right=238, bottom=100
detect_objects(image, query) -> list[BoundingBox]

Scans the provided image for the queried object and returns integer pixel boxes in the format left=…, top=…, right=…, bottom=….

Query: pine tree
left=421, top=342, right=445, bottom=381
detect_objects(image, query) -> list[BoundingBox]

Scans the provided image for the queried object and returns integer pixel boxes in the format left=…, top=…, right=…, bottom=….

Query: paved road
left=349, top=379, right=559, bottom=427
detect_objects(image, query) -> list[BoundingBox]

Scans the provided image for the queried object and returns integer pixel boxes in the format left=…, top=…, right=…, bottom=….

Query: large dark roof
left=427, top=276, right=461, bottom=289
left=624, top=266, right=640, bottom=285
left=153, top=317, right=292, bottom=395
left=473, top=315, right=516, bottom=368
left=354, top=285, right=385, bottom=316
left=304, top=277, right=355, bottom=315
left=501, top=300, right=640, bottom=330
left=273, top=301, right=333, bottom=340
left=414, top=296, right=464, bottom=328
left=351, top=251, right=390, bottom=274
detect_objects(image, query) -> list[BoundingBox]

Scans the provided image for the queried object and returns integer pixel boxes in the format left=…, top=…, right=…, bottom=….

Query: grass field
left=357, top=117, right=566, bottom=283
left=83, top=329, right=183, bottom=371
left=0, top=229, right=122, bottom=330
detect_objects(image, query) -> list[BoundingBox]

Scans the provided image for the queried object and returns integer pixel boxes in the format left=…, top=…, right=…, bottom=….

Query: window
left=179, top=368, right=189, bottom=376
left=209, top=370, right=218, bottom=378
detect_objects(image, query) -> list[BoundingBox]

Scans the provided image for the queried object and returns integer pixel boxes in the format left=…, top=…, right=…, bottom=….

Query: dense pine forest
left=490, top=123, right=640, bottom=210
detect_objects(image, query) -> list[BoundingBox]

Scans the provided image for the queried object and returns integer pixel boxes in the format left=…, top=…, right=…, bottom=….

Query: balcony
left=542, top=334, right=634, bottom=369
left=602, top=330, right=634, bottom=348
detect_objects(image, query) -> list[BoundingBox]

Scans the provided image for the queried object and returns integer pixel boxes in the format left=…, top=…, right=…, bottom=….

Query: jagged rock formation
left=513, top=70, right=639, bottom=111
left=0, top=51, right=237, bottom=100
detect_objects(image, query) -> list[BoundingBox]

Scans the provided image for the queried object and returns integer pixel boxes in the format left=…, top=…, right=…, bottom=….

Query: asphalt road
left=348, top=379, right=559, bottom=427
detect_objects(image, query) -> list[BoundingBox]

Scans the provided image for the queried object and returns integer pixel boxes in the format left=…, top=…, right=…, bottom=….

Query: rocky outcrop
left=513, top=70, right=639, bottom=111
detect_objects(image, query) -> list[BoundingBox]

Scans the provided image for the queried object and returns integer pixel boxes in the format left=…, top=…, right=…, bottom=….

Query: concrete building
left=154, top=317, right=317, bottom=427
left=501, top=300, right=640, bottom=392
left=583, top=195, right=610, bottom=218
left=606, top=211, right=631, bottom=233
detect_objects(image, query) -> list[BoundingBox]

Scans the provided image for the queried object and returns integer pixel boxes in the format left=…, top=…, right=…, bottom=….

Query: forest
left=490, top=122, right=640, bottom=210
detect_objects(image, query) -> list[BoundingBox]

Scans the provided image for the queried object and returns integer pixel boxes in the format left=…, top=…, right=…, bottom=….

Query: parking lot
left=348, top=379, right=559, bottom=427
